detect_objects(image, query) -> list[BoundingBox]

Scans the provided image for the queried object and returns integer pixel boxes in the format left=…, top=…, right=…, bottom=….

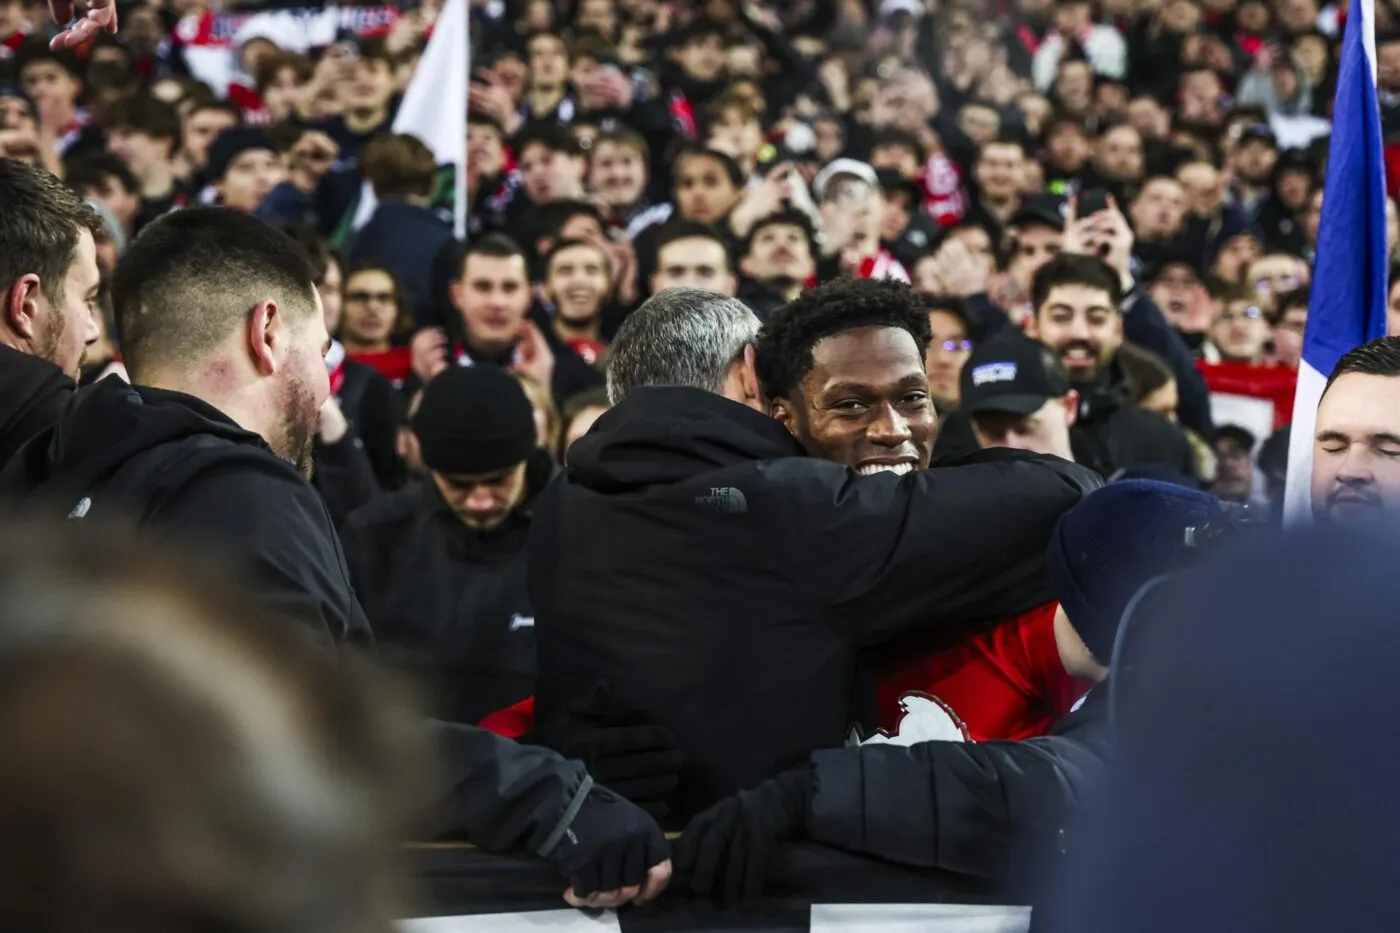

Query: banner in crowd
left=172, top=6, right=401, bottom=50
left=351, top=0, right=468, bottom=238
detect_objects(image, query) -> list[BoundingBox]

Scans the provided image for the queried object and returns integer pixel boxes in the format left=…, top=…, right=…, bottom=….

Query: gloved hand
left=547, top=783, right=673, bottom=909
left=674, top=765, right=813, bottom=907
left=527, top=681, right=682, bottom=823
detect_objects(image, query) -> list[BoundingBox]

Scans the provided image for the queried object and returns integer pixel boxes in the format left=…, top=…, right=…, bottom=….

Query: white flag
left=351, top=0, right=469, bottom=237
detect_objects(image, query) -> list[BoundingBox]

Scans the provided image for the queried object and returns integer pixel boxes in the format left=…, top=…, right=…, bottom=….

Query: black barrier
left=408, top=843, right=1002, bottom=932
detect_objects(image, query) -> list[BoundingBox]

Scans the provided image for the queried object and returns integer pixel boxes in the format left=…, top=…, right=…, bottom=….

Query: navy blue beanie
left=1046, top=479, right=1224, bottom=662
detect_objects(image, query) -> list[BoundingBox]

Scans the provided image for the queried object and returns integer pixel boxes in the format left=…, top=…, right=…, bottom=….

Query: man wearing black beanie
left=342, top=364, right=550, bottom=726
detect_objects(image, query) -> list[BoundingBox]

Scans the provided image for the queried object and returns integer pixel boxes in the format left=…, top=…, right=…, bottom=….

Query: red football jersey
left=866, top=602, right=1092, bottom=745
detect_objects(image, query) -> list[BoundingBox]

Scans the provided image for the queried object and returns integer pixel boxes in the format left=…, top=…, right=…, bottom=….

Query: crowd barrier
left=402, top=844, right=1031, bottom=933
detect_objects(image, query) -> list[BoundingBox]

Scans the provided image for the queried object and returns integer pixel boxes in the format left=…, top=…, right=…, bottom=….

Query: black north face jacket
left=529, top=386, right=1100, bottom=822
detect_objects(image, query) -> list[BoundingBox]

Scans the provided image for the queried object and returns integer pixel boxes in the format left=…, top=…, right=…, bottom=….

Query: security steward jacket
left=530, top=386, right=1101, bottom=822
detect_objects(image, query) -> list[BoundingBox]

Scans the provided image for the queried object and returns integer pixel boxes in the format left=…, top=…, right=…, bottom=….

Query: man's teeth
left=857, top=462, right=914, bottom=476
left=1064, top=348, right=1092, bottom=360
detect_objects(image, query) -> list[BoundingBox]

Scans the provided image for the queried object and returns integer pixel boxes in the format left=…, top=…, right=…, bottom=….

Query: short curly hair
left=754, top=277, right=932, bottom=401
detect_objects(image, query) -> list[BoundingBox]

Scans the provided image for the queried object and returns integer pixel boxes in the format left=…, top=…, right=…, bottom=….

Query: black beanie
left=411, top=365, right=537, bottom=476
left=207, top=127, right=276, bottom=182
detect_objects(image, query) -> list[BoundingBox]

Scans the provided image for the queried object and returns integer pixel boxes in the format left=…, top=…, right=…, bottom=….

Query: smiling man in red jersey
left=755, top=282, right=1092, bottom=744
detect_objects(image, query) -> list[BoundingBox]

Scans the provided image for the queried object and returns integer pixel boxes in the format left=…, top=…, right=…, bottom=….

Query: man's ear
left=4, top=275, right=43, bottom=339
left=449, top=278, right=465, bottom=312
left=1026, top=313, right=1040, bottom=339
left=248, top=298, right=281, bottom=376
left=1063, top=388, right=1080, bottom=429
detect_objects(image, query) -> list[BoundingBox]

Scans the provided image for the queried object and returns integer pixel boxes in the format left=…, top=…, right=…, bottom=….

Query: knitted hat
left=1046, top=479, right=1224, bottom=662
left=411, top=365, right=537, bottom=476
left=206, top=128, right=276, bottom=183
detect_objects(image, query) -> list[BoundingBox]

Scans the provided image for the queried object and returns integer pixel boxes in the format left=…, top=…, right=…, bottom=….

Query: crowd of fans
left=4, top=0, right=1400, bottom=923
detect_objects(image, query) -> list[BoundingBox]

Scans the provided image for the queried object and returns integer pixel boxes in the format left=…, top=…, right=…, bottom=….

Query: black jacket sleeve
left=1122, top=289, right=1215, bottom=439
left=783, top=450, right=1101, bottom=647
left=427, top=719, right=594, bottom=855
left=313, top=433, right=381, bottom=529
left=805, top=688, right=1110, bottom=881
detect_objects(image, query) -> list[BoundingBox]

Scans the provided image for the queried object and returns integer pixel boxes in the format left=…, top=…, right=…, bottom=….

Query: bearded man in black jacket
left=529, top=281, right=1102, bottom=825
left=0, top=158, right=104, bottom=467
left=0, top=207, right=672, bottom=910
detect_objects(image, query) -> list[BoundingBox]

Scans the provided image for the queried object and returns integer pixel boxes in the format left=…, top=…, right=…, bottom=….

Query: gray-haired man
left=528, top=279, right=1100, bottom=825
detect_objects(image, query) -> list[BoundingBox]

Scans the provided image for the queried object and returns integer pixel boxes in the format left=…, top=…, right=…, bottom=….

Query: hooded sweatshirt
left=0, top=377, right=370, bottom=653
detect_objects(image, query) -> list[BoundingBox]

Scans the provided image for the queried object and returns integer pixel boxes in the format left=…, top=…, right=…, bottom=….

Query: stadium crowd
left=3, top=0, right=1400, bottom=927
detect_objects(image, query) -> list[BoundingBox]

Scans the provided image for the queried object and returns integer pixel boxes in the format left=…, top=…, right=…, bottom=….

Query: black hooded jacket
left=1071, top=359, right=1198, bottom=479
left=0, top=377, right=370, bottom=653
left=529, top=387, right=1101, bottom=822
left=341, top=450, right=558, bottom=726
left=0, top=345, right=73, bottom=469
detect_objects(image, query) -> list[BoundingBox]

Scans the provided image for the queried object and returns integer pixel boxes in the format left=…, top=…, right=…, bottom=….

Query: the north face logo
left=509, top=613, right=535, bottom=631
left=694, top=486, right=747, bottom=514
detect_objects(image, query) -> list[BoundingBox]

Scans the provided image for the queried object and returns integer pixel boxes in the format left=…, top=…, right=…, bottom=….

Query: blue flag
left=1284, top=0, right=1390, bottom=525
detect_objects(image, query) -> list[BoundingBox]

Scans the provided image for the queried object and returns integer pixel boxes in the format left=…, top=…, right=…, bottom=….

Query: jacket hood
left=567, top=386, right=803, bottom=493
left=4, top=376, right=264, bottom=502
left=1075, top=355, right=1133, bottom=421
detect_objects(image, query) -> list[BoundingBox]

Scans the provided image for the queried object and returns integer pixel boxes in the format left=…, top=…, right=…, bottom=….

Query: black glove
left=546, top=783, right=671, bottom=898
left=527, top=681, right=682, bottom=822
left=674, top=765, right=813, bottom=907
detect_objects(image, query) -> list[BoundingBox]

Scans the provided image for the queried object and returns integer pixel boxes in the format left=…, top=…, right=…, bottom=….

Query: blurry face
left=348, top=58, right=393, bottom=112
left=1273, top=305, right=1307, bottom=366
left=814, top=119, right=843, bottom=162
left=0, top=0, right=22, bottom=33
left=679, top=34, right=726, bottom=83
left=454, top=253, right=532, bottom=350
left=972, top=396, right=1077, bottom=461
left=775, top=326, right=935, bottom=475
left=1010, top=223, right=1062, bottom=290
left=924, top=309, right=972, bottom=403
left=562, top=405, right=608, bottom=458
left=1236, top=139, right=1278, bottom=185
left=340, top=269, right=398, bottom=347
left=588, top=140, right=646, bottom=207
left=262, top=65, right=306, bottom=122
left=318, top=259, right=342, bottom=335
left=20, top=61, right=78, bottom=111
left=1150, top=263, right=1205, bottom=325
left=216, top=148, right=284, bottom=213
left=710, top=107, right=763, bottom=163
left=432, top=462, right=529, bottom=530
left=881, top=189, right=912, bottom=240
left=870, top=143, right=922, bottom=179
left=184, top=108, right=239, bottom=167
left=1096, top=126, right=1144, bottom=182
left=1213, top=234, right=1263, bottom=283
left=13, top=228, right=101, bottom=378
left=1277, top=168, right=1312, bottom=211
left=519, top=142, right=584, bottom=203
left=1130, top=178, right=1187, bottom=238
left=958, top=105, right=1000, bottom=145
left=577, top=0, right=617, bottom=37
left=529, top=35, right=568, bottom=88
left=1140, top=379, right=1179, bottom=422
left=1312, top=373, right=1400, bottom=525
left=1213, top=437, right=1254, bottom=501
left=107, top=128, right=170, bottom=177
left=1304, top=189, right=1324, bottom=243
left=1277, top=0, right=1317, bottom=32
left=1031, top=283, right=1123, bottom=383
left=1046, top=124, right=1090, bottom=170
left=1055, top=62, right=1093, bottom=112
left=545, top=243, right=610, bottom=323
left=975, top=142, right=1023, bottom=201
left=81, top=174, right=140, bottom=228
left=1176, top=161, right=1224, bottom=214
left=1248, top=254, right=1308, bottom=312
left=742, top=222, right=815, bottom=284
left=674, top=153, right=740, bottom=223
left=1127, top=96, right=1170, bottom=139
left=1210, top=298, right=1268, bottom=362
left=652, top=237, right=736, bottom=295
left=467, top=121, right=505, bottom=180
left=1054, top=0, right=1092, bottom=31
left=949, top=225, right=995, bottom=264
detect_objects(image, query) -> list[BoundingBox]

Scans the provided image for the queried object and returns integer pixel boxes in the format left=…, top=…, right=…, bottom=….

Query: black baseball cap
left=961, top=334, right=1072, bottom=415
left=1010, top=193, right=1068, bottom=232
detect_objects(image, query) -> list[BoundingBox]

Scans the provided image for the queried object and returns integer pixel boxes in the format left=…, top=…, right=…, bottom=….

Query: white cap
left=812, top=158, right=879, bottom=200
left=880, top=0, right=925, bottom=18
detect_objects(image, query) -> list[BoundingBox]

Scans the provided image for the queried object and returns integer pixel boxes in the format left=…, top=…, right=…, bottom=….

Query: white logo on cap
left=971, top=362, right=1018, bottom=386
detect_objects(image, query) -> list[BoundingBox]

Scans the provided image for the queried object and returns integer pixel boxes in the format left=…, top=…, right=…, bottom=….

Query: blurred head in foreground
left=0, top=522, right=426, bottom=933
